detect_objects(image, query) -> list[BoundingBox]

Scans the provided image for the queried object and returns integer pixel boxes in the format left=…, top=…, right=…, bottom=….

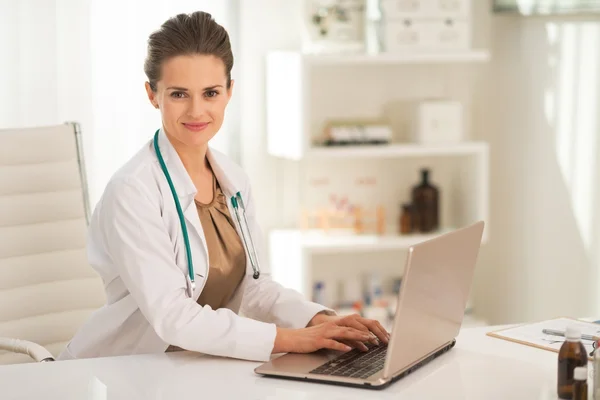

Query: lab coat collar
left=206, top=149, right=242, bottom=199
left=155, top=128, right=241, bottom=205
left=156, top=128, right=196, bottom=204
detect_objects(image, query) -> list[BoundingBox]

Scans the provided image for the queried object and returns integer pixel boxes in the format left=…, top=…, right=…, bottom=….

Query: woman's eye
left=170, top=91, right=186, bottom=99
left=205, top=90, right=219, bottom=98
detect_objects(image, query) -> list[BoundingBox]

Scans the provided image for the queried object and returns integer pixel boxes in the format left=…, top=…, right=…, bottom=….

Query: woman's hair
left=144, top=11, right=233, bottom=91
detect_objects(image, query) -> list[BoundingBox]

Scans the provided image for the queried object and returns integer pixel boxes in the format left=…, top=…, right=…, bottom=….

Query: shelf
left=270, top=229, right=456, bottom=255
left=269, top=228, right=489, bottom=305
left=266, top=51, right=492, bottom=160
left=265, top=45, right=491, bottom=318
left=306, top=142, right=488, bottom=159
left=301, top=50, right=491, bottom=66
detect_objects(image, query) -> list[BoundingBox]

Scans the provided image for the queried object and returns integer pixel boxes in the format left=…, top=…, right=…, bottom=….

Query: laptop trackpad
left=260, top=349, right=342, bottom=374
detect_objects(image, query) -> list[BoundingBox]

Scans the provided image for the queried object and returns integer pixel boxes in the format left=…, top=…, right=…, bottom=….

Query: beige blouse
left=194, top=176, right=246, bottom=309
left=166, top=176, right=246, bottom=352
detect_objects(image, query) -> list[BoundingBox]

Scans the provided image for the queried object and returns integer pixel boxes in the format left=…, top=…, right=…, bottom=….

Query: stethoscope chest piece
left=230, top=192, right=261, bottom=280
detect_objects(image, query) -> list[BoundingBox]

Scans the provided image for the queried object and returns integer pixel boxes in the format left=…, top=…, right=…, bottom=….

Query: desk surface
left=0, top=326, right=568, bottom=400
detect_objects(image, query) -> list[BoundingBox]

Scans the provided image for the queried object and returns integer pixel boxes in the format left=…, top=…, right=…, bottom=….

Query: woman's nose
left=188, top=96, right=206, bottom=118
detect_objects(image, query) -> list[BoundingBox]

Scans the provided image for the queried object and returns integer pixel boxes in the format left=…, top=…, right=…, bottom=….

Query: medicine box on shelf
left=379, top=0, right=473, bottom=53
left=380, top=0, right=472, bottom=19
left=383, top=19, right=471, bottom=52
left=413, top=100, right=464, bottom=144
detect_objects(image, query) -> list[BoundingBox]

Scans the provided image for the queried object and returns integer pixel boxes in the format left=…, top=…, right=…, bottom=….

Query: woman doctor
left=59, top=11, right=389, bottom=363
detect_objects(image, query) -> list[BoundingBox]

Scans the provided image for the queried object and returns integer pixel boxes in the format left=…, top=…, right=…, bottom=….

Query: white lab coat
left=58, top=129, right=329, bottom=362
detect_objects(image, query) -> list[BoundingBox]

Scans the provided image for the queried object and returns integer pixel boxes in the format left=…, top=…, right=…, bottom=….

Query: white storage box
left=380, top=0, right=471, bottom=19
left=413, top=100, right=464, bottom=144
left=383, top=18, right=471, bottom=52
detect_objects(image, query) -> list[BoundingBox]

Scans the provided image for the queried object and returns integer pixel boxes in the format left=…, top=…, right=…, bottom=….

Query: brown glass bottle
left=557, top=327, right=588, bottom=399
left=399, top=204, right=413, bottom=234
left=411, top=168, right=439, bottom=233
left=572, top=367, right=588, bottom=400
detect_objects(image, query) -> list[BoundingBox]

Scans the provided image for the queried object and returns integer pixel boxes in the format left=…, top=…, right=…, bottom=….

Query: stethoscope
left=153, top=130, right=261, bottom=295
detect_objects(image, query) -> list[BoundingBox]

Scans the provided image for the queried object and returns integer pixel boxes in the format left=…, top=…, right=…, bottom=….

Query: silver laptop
left=255, top=221, right=485, bottom=390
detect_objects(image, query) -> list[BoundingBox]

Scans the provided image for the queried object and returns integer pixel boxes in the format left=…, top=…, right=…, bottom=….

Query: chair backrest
left=0, top=123, right=105, bottom=364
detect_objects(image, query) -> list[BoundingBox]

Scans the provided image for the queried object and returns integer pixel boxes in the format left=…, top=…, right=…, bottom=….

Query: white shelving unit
left=300, top=50, right=491, bottom=66
left=266, top=50, right=491, bottom=160
left=306, top=141, right=488, bottom=158
left=269, top=227, right=488, bottom=328
left=271, top=228, right=456, bottom=255
left=265, top=49, right=491, bottom=319
left=269, top=227, right=489, bottom=296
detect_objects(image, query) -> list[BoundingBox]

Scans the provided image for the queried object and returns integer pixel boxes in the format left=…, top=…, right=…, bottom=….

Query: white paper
left=492, top=317, right=600, bottom=355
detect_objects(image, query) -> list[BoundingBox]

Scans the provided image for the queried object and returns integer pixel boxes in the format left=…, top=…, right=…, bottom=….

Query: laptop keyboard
left=309, top=342, right=388, bottom=379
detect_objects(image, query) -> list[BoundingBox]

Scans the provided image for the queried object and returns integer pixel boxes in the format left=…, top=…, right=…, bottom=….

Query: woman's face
left=145, top=54, right=233, bottom=150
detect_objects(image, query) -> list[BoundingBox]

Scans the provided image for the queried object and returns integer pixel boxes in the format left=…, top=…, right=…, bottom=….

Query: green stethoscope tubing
left=153, top=130, right=197, bottom=290
left=153, top=130, right=260, bottom=292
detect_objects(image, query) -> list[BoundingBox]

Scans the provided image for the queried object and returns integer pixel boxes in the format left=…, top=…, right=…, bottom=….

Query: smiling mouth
left=182, top=122, right=209, bottom=132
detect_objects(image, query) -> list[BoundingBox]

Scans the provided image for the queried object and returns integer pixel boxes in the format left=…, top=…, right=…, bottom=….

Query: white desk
left=0, top=326, right=569, bottom=400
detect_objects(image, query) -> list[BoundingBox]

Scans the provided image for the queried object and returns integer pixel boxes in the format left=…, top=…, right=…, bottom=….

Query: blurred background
left=1, top=0, right=600, bottom=340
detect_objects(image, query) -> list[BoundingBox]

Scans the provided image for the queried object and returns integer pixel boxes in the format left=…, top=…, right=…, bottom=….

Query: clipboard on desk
left=487, top=317, right=600, bottom=359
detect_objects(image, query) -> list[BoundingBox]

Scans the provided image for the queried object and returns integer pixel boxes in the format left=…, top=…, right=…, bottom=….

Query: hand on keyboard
left=307, top=313, right=390, bottom=348
left=272, top=321, right=373, bottom=354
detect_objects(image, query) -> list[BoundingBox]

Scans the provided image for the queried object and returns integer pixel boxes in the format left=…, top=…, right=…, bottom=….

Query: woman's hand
left=272, top=321, right=373, bottom=354
left=308, top=312, right=390, bottom=347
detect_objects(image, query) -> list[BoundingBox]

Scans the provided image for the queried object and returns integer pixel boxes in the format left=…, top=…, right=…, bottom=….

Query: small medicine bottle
left=572, top=367, right=588, bottom=400
left=312, top=281, right=326, bottom=306
left=399, top=204, right=413, bottom=234
left=557, top=326, right=588, bottom=399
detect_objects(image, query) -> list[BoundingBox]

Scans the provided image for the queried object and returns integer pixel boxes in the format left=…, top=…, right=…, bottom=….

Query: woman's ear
left=145, top=82, right=159, bottom=109
left=227, top=79, right=235, bottom=100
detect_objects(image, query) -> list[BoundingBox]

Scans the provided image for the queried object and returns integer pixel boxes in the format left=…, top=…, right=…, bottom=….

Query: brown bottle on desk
left=411, top=168, right=439, bottom=233
left=572, top=367, right=588, bottom=400
left=557, top=326, right=588, bottom=399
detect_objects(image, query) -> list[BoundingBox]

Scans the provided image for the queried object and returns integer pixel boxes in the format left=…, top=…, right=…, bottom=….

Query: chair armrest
left=0, top=337, right=55, bottom=362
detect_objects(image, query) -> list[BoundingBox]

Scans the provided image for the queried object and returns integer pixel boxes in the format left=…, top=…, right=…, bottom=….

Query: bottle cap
left=566, top=326, right=582, bottom=340
left=574, top=366, right=587, bottom=381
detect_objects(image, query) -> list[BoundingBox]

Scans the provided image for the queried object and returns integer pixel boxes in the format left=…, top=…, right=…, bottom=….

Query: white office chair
left=0, top=123, right=105, bottom=364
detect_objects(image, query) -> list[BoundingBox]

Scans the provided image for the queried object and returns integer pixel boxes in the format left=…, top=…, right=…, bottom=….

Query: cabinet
left=380, top=0, right=472, bottom=19
left=383, top=19, right=471, bottom=52
left=265, top=49, right=490, bottom=324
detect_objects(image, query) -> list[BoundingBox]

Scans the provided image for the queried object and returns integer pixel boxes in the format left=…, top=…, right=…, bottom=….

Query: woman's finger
left=340, top=339, right=369, bottom=352
left=373, top=320, right=391, bottom=341
left=322, top=339, right=351, bottom=352
left=342, top=317, right=379, bottom=345
left=331, top=326, right=371, bottom=342
left=361, top=318, right=389, bottom=344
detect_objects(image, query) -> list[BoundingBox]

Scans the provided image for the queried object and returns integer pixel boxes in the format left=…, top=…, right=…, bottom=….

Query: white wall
left=87, top=0, right=236, bottom=205
left=0, top=0, right=94, bottom=193
left=238, top=0, right=305, bottom=231
left=1, top=1, right=238, bottom=207
left=238, top=2, right=600, bottom=324
left=472, top=15, right=600, bottom=324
